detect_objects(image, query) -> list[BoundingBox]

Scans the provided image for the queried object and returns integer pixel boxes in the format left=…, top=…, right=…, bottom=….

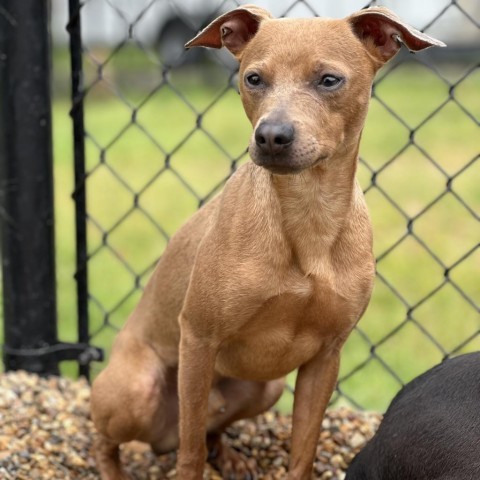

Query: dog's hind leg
left=90, top=332, right=173, bottom=479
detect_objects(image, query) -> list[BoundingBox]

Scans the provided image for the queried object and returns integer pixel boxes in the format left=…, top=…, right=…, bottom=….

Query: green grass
left=47, top=57, right=480, bottom=412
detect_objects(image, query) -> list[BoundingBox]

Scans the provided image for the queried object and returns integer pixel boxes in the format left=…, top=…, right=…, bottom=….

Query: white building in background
left=51, top=0, right=479, bottom=48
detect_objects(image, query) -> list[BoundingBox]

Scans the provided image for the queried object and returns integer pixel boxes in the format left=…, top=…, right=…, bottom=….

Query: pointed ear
left=185, top=5, right=273, bottom=58
left=348, top=7, right=446, bottom=65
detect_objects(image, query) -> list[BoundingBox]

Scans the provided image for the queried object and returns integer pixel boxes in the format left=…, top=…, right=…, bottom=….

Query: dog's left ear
left=348, top=7, right=446, bottom=65
left=185, top=5, right=273, bottom=58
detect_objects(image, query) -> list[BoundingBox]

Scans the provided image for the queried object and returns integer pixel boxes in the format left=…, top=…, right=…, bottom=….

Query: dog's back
left=346, top=352, right=480, bottom=480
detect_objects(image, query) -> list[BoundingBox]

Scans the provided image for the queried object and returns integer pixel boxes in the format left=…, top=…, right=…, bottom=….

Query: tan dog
left=91, top=6, right=444, bottom=480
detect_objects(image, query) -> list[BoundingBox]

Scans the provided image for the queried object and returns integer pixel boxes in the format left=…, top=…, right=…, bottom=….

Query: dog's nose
left=255, top=122, right=294, bottom=155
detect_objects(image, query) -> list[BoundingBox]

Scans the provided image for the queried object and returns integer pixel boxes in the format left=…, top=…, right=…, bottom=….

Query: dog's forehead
left=241, top=17, right=360, bottom=68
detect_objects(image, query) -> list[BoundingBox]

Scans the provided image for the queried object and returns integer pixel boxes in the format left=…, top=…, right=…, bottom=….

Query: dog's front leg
left=177, top=324, right=218, bottom=479
left=288, top=349, right=340, bottom=480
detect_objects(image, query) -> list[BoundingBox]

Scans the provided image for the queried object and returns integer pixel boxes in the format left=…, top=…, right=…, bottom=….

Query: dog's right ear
left=185, top=5, right=272, bottom=58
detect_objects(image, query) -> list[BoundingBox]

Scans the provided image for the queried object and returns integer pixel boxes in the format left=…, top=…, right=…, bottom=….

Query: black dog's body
left=346, top=353, right=480, bottom=480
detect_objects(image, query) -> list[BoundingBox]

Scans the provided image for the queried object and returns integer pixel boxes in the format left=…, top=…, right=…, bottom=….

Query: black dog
left=346, top=352, right=480, bottom=480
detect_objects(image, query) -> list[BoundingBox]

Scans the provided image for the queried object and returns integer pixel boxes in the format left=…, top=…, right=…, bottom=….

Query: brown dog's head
left=186, top=5, right=445, bottom=175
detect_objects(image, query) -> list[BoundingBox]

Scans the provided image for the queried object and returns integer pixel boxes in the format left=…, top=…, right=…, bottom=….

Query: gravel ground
left=0, top=371, right=381, bottom=479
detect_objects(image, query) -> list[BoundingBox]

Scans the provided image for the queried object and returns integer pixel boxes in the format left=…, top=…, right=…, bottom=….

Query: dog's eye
left=245, top=73, right=263, bottom=87
left=318, top=75, right=343, bottom=90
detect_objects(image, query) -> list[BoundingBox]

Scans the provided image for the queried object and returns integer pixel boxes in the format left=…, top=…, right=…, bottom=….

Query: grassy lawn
left=46, top=52, right=480, bottom=412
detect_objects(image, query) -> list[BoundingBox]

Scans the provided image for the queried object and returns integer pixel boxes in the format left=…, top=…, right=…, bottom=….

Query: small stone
left=272, top=456, right=285, bottom=467
left=349, top=432, right=367, bottom=449
left=330, top=453, right=344, bottom=467
left=264, top=411, right=275, bottom=423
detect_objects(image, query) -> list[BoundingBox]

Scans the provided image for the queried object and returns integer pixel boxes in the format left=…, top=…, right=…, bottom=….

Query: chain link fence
left=65, top=0, right=479, bottom=410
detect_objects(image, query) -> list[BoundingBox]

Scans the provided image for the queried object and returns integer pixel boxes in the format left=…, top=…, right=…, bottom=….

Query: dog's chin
left=251, top=153, right=329, bottom=175
left=262, top=164, right=305, bottom=175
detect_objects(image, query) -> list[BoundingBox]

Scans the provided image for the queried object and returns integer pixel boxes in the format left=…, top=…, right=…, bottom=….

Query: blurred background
left=1, top=0, right=479, bottom=412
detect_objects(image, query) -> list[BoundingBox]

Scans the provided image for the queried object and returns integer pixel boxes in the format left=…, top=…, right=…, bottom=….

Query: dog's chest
left=215, top=273, right=357, bottom=381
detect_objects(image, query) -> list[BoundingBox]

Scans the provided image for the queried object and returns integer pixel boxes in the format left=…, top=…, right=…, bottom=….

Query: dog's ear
left=185, top=5, right=273, bottom=58
left=348, top=7, right=445, bottom=65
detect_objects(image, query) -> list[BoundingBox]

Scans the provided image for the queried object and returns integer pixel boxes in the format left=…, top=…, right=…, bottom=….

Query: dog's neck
left=269, top=147, right=359, bottom=273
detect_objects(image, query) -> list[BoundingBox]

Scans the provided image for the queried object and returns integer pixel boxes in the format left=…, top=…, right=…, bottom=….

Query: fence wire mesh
left=67, top=0, right=479, bottom=409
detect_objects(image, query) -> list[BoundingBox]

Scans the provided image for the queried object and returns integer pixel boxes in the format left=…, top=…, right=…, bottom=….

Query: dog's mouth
left=252, top=153, right=329, bottom=175
left=261, top=162, right=305, bottom=175
left=310, top=154, right=330, bottom=168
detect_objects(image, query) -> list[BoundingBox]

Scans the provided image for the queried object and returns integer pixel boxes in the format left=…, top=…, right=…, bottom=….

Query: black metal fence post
left=67, top=0, right=91, bottom=379
left=0, top=0, right=59, bottom=373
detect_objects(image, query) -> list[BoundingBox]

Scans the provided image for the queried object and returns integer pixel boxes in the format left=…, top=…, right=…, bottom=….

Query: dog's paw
left=208, top=434, right=258, bottom=480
